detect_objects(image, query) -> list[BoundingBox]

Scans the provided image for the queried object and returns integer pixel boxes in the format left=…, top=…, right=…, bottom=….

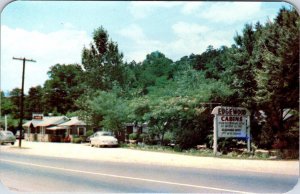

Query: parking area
left=0, top=141, right=298, bottom=176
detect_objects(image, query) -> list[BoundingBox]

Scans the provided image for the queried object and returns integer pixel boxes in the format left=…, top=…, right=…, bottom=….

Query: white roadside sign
left=211, top=106, right=251, bottom=155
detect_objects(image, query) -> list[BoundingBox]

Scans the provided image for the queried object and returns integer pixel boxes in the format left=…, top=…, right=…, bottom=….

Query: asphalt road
left=0, top=152, right=298, bottom=193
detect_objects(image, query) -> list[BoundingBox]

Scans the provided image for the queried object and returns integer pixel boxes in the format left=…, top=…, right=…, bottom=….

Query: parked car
left=0, top=131, right=16, bottom=145
left=87, top=131, right=112, bottom=143
left=90, top=131, right=118, bottom=147
left=15, top=130, right=24, bottom=139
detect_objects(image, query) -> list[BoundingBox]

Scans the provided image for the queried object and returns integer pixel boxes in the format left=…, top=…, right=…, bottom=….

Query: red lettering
left=220, top=116, right=243, bottom=122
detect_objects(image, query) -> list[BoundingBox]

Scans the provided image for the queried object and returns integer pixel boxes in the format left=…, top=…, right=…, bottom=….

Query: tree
left=8, top=88, right=21, bottom=119
left=229, top=24, right=259, bottom=109
left=87, top=91, right=130, bottom=133
left=43, top=64, right=84, bottom=114
left=24, top=86, right=44, bottom=119
left=0, top=91, right=15, bottom=116
left=254, top=8, right=299, bottom=148
left=82, top=26, right=125, bottom=91
left=136, top=51, right=174, bottom=94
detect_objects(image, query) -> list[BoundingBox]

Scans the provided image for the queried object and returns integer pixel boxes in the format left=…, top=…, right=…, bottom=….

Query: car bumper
left=99, top=142, right=118, bottom=146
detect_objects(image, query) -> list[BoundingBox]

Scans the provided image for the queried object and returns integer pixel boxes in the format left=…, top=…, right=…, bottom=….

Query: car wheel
left=11, top=142, right=14, bottom=145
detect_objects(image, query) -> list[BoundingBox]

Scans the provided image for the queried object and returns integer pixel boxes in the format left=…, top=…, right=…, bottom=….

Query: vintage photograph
left=0, top=0, right=299, bottom=193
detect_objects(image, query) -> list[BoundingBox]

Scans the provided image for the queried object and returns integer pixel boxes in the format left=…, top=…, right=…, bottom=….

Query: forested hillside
left=1, top=7, right=299, bottom=150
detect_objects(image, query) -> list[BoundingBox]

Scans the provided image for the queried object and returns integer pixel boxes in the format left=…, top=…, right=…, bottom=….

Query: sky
left=0, top=1, right=293, bottom=94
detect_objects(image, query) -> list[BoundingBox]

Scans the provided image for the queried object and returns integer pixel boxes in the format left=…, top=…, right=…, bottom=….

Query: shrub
left=227, top=151, right=239, bottom=157
left=138, top=133, right=148, bottom=142
left=241, top=151, right=252, bottom=158
left=86, top=130, right=94, bottom=137
left=72, top=134, right=79, bottom=139
left=255, top=151, right=269, bottom=159
left=80, top=135, right=87, bottom=142
left=129, top=133, right=138, bottom=140
left=276, top=149, right=299, bottom=159
left=173, top=145, right=182, bottom=152
left=162, top=131, right=174, bottom=146
left=72, top=137, right=82, bottom=144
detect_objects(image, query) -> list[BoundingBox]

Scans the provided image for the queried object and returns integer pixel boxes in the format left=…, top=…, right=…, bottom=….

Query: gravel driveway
left=0, top=141, right=298, bottom=176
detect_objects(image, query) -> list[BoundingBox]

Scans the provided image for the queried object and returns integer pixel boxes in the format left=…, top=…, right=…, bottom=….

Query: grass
left=120, top=143, right=299, bottom=160
left=121, top=143, right=216, bottom=158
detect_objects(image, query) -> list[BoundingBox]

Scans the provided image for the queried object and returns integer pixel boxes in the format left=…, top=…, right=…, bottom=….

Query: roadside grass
left=120, top=143, right=299, bottom=160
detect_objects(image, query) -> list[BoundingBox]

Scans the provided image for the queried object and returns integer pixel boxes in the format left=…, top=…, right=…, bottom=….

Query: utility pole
left=13, top=57, right=36, bottom=148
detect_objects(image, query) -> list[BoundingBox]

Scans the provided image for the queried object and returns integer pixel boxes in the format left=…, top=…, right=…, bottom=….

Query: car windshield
left=3, top=131, right=13, bottom=136
left=102, top=133, right=111, bottom=136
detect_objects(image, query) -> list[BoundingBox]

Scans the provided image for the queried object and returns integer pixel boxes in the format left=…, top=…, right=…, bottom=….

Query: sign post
left=211, top=106, right=251, bottom=155
left=213, top=115, right=218, bottom=154
left=247, top=115, right=251, bottom=152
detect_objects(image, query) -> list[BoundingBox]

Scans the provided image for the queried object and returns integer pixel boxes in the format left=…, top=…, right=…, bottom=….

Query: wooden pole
left=13, top=57, right=36, bottom=148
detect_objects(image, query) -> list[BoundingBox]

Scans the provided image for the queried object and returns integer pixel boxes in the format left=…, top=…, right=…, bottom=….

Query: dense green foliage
left=1, top=8, right=298, bottom=151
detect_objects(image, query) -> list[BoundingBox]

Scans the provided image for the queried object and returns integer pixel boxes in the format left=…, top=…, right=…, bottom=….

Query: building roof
left=23, top=119, right=44, bottom=128
left=23, top=116, right=70, bottom=128
left=58, top=117, right=86, bottom=126
left=37, top=116, right=70, bottom=127
left=23, top=116, right=86, bottom=129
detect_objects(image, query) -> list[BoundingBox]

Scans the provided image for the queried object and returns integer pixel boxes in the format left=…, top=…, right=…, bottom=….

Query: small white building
left=23, top=115, right=86, bottom=142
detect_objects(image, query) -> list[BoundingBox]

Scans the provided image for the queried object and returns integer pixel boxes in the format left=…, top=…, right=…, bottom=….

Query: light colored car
left=90, top=131, right=118, bottom=147
left=0, top=131, right=16, bottom=145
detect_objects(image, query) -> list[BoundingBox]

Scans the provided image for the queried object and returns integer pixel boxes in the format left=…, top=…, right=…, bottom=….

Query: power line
left=13, top=57, right=36, bottom=148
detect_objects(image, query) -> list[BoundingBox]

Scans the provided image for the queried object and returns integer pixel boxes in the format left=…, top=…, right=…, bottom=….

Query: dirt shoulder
left=0, top=141, right=298, bottom=176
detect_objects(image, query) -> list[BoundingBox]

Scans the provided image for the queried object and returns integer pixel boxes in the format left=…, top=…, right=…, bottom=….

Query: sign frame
left=211, top=106, right=251, bottom=155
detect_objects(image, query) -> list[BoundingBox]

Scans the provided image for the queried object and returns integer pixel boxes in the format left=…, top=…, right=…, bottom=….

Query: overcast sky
left=0, top=1, right=292, bottom=94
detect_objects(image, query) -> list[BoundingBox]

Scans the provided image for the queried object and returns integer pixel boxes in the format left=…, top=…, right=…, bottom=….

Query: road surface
left=0, top=152, right=298, bottom=193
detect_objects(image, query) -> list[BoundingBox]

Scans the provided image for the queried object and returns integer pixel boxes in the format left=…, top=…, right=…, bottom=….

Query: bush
left=276, top=149, right=299, bottom=159
left=72, top=137, right=82, bottom=144
left=129, top=133, right=138, bottom=140
left=138, top=133, right=148, bottom=142
left=173, top=145, right=182, bottom=152
left=206, top=134, right=213, bottom=149
left=255, top=151, right=269, bottom=159
left=72, top=134, right=79, bottom=139
left=80, top=135, right=87, bottom=142
left=86, top=130, right=94, bottom=137
left=162, top=131, right=174, bottom=146
left=227, top=151, right=239, bottom=157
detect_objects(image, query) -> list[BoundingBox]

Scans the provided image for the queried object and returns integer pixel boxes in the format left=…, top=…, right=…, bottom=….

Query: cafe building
left=23, top=114, right=86, bottom=142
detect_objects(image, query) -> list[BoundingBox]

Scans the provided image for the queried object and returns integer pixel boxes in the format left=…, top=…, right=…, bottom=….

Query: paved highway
left=0, top=152, right=298, bottom=193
